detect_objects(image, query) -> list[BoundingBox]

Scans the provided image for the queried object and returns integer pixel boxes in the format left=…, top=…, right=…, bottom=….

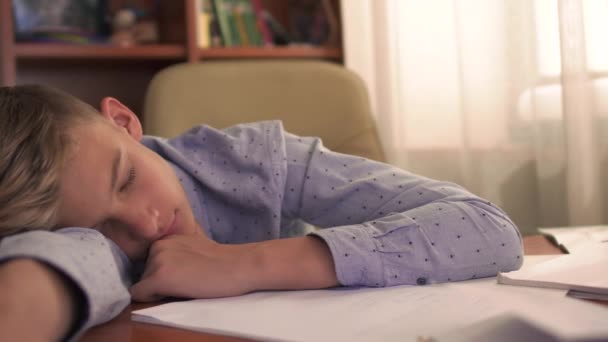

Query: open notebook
left=538, top=225, right=608, bottom=253
left=132, top=256, right=608, bottom=342
left=498, top=243, right=608, bottom=298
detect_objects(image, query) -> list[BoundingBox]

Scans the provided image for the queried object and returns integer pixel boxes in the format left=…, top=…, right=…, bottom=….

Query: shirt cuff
left=310, top=224, right=386, bottom=287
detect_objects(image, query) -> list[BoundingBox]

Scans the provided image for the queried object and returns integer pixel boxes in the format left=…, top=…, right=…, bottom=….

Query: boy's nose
left=122, top=206, right=161, bottom=239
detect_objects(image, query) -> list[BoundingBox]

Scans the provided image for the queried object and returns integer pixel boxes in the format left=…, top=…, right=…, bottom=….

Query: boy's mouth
left=159, top=210, right=179, bottom=239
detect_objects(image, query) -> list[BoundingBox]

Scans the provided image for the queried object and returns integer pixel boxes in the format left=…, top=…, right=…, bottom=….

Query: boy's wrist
left=244, top=236, right=339, bottom=291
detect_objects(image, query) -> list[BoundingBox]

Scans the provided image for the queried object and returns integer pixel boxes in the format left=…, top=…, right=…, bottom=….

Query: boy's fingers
left=130, top=279, right=164, bottom=302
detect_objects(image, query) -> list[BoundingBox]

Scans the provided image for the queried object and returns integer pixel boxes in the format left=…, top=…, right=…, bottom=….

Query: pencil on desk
left=417, top=336, right=437, bottom=342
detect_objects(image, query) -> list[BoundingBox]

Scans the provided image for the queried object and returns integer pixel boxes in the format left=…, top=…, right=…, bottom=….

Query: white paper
left=432, top=313, right=563, bottom=342
left=498, top=243, right=608, bottom=295
left=538, top=225, right=608, bottom=253
left=132, top=256, right=608, bottom=342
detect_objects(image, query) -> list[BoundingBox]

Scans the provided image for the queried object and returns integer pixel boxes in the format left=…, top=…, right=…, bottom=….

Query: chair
left=143, top=60, right=385, bottom=162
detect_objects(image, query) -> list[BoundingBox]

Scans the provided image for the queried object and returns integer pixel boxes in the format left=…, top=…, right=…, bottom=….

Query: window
left=535, top=0, right=608, bottom=77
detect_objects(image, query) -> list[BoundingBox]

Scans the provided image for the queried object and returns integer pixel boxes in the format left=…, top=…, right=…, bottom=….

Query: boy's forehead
left=66, top=120, right=112, bottom=156
left=58, top=121, right=118, bottom=226
left=58, top=164, right=110, bottom=228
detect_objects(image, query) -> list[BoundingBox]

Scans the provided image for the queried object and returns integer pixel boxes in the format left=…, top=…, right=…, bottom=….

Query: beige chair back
left=143, top=60, right=385, bottom=161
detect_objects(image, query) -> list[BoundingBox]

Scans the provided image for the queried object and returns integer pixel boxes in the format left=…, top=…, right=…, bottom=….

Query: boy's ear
left=100, top=97, right=143, bottom=141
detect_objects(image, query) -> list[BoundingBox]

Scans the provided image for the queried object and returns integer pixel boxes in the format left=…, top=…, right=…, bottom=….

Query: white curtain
left=341, top=0, right=608, bottom=234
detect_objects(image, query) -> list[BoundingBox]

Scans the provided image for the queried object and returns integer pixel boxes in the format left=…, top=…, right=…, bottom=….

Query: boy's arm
left=280, top=133, right=524, bottom=287
left=0, top=258, right=80, bottom=341
left=0, top=228, right=132, bottom=340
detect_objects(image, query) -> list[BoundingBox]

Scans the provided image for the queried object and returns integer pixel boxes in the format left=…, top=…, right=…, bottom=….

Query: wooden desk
left=80, top=235, right=601, bottom=342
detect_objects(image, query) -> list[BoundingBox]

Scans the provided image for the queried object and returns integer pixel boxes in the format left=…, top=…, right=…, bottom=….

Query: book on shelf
left=208, top=2, right=223, bottom=46
left=195, top=0, right=223, bottom=47
left=195, top=0, right=211, bottom=48
left=196, top=0, right=339, bottom=48
left=250, top=0, right=273, bottom=46
left=237, top=0, right=263, bottom=46
left=212, top=0, right=235, bottom=46
left=226, top=0, right=242, bottom=46
left=233, top=0, right=250, bottom=46
left=206, top=0, right=268, bottom=47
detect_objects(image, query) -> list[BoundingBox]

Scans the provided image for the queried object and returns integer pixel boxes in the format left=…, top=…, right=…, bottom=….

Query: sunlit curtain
left=341, top=0, right=608, bottom=234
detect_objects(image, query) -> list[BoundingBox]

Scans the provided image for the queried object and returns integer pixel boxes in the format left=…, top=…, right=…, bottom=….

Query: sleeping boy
left=0, top=85, right=523, bottom=340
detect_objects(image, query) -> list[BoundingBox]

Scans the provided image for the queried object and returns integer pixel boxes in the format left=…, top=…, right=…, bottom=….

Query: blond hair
left=0, top=85, right=100, bottom=237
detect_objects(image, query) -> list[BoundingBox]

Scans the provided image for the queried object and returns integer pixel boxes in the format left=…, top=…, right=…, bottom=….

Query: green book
left=225, top=0, right=241, bottom=46
left=239, top=0, right=262, bottom=46
left=213, top=0, right=234, bottom=46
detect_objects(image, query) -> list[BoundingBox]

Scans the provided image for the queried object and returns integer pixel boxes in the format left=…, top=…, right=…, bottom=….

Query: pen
left=417, top=336, right=437, bottom=342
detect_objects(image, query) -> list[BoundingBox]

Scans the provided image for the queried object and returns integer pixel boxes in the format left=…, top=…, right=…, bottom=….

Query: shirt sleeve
left=281, top=133, right=523, bottom=287
left=0, top=227, right=132, bottom=341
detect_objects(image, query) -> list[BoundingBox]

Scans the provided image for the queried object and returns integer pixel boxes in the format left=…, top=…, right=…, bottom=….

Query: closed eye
left=120, top=167, right=136, bottom=192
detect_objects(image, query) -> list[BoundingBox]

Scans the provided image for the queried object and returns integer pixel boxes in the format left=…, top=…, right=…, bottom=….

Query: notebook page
left=538, top=225, right=608, bottom=253
left=498, top=243, right=608, bottom=295
left=132, top=256, right=608, bottom=342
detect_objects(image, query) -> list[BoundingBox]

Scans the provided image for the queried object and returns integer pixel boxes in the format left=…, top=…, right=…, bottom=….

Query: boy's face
left=56, top=98, right=201, bottom=261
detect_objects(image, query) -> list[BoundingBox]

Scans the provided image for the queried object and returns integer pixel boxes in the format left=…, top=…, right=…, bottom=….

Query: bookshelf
left=0, top=0, right=342, bottom=114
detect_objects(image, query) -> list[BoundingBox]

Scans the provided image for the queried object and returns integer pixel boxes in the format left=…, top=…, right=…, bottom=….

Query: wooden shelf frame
left=12, top=44, right=341, bottom=61
left=198, top=46, right=342, bottom=59
left=0, top=0, right=16, bottom=85
left=14, top=43, right=187, bottom=60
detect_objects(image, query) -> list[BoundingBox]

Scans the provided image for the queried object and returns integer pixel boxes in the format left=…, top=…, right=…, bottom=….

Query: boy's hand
left=130, top=233, right=258, bottom=301
left=130, top=232, right=338, bottom=302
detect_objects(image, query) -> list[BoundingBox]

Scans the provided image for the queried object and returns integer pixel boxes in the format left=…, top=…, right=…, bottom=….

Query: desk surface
left=80, top=235, right=603, bottom=342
